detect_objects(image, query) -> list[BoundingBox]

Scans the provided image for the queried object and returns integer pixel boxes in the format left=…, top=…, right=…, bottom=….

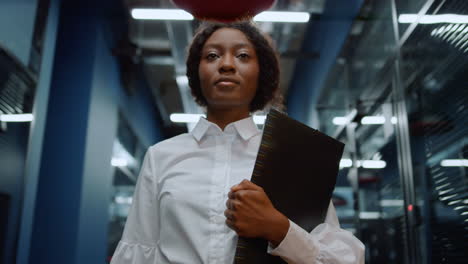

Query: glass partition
left=400, top=0, right=468, bottom=262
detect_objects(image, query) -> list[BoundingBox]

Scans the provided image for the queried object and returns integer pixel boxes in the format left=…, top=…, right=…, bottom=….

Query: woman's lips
left=216, top=81, right=238, bottom=86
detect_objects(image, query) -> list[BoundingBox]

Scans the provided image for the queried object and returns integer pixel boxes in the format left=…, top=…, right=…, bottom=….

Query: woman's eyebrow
left=203, top=42, right=254, bottom=50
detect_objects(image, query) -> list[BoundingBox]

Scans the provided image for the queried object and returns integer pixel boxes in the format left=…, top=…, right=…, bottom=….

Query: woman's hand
left=225, top=179, right=289, bottom=247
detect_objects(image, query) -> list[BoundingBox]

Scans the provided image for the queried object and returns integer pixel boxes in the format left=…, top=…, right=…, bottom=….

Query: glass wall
left=401, top=0, right=468, bottom=262
left=316, top=0, right=468, bottom=263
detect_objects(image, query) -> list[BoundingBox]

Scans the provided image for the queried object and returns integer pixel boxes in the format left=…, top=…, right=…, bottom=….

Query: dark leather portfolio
left=233, top=109, right=345, bottom=264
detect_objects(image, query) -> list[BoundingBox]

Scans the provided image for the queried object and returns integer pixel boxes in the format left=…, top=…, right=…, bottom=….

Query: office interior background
left=0, top=0, right=467, bottom=263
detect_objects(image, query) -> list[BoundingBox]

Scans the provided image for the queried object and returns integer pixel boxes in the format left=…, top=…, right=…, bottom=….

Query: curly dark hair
left=186, top=21, right=283, bottom=112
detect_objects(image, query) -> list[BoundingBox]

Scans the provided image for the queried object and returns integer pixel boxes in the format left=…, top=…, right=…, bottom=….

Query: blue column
left=287, top=0, right=364, bottom=125
left=26, top=0, right=164, bottom=262
left=29, top=2, right=118, bottom=264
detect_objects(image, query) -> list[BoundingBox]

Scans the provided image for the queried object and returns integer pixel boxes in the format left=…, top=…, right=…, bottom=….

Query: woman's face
left=198, top=27, right=259, bottom=111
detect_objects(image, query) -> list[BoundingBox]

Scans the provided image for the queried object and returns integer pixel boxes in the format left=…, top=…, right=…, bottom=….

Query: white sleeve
left=110, top=147, right=160, bottom=264
left=268, top=201, right=365, bottom=264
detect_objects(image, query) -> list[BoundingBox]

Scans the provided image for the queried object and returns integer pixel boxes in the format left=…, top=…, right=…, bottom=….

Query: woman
left=111, top=21, right=364, bottom=264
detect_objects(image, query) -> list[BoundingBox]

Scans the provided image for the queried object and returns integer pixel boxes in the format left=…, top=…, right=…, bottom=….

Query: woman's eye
left=206, top=53, right=218, bottom=60
left=237, top=53, right=249, bottom=59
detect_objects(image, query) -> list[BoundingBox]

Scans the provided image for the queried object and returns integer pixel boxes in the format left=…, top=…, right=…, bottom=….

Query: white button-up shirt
left=111, top=116, right=364, bottom=264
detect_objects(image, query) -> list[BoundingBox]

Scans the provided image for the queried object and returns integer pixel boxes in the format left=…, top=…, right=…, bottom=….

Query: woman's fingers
left=230, top=179, right=263, bottom=192
left=226, top=199, right=234, bottom=210
left=224, top=209, right=233, bottom=219
left=224, top=208, right=237, bottom=231
left=225, top=218, right=237, bottom=232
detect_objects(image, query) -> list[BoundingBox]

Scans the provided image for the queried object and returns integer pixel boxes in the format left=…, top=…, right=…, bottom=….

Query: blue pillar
left=287, top=0, right=364, bottom=125
left=24, top=0, right=164, bottom=262
left=29, top=2, right=118, bottom=263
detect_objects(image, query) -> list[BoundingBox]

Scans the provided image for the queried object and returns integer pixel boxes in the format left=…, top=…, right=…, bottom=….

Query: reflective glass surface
left=401, top=0, right=468, bottom=262
left=316, top=0, right=468, bottom=263
left=395, top=0, right=432, bottom=37
left=355, top=95, right=409, bottom=263
left=347, top=0, right=396, bottom=98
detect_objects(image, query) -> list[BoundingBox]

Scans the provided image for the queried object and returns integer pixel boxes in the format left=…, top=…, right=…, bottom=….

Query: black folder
left=233, top=109, right=345, bottom=264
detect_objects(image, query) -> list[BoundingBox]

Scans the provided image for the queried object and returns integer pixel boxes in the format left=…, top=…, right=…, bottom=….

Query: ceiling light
left=111, top=158, right=128, bottom=167
left=380, top=199, right=404, bottom=207
left=440, top=159, right=468, bottom=167
left=333, top=115, right=397, bottom=125
left=130, top=9, right=310, bottom=23
left=332, top=117, right=349, bottom=125
left=360, top=116, right=397, bottom=125
left=361, top=116, right=385, bottom=125
left=339, top=159, right=353, bottom=168
left=176, top=76, right=189, bottom=86
left=398, top=14, right=468, bottom=24
left=170, top=113, right=205, bottom=123
left=254, top=11, right=310, bottom=23
left=170, top=113, right=267, bottom=125
left=131, top=8, right=194, bottom=20
left=359, top=211, right=381, bottom=219
left=0, top=114, right=34, bottom=122
left=115, top=196, right=133, bottom=204
left=337, top=159, right=387, bottom=169
left=361, top=160, right=386, bottom=169
left=112, top=141, right=136, bottom=167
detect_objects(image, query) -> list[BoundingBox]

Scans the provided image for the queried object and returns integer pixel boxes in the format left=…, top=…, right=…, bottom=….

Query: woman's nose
left=219, top=55, right=236, bottom=73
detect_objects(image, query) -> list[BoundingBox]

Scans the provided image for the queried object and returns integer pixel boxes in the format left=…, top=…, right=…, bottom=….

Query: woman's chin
left=207, top=99, right=249, bottom=110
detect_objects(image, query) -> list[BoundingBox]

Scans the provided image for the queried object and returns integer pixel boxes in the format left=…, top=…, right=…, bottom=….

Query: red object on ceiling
left=172, top=0, right=276, bottom=22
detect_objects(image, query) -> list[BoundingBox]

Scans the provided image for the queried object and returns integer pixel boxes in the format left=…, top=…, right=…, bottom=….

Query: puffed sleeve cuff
left=267, top=220, right=365, bottom=264
left=110, top=241, right=157, bottom=264
left=267, top=220, right=320, bottom=263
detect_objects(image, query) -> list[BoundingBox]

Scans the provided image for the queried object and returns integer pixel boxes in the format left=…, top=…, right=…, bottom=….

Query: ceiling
left=118, top=0, right=326, bottom=137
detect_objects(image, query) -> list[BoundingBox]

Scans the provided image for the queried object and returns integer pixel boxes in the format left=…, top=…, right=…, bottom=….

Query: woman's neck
left=206, top=107, right=250, bottom=131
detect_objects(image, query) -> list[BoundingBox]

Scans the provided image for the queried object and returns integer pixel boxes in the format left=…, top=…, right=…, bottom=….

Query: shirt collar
left=191, top=116, right=260, bottom=142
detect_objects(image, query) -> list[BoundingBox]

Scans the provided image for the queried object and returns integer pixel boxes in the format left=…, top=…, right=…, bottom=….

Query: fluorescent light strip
left=339, top=159, right=353, bottom=168
left=361, top=160, right=386, bottom=169
left=380, top=199, right=404, bottom=207
left=115, top=196, right=133, bottom=204
left=361, top=116, right=397, bottom=125
left=359, top=211, right=381, bottom=219
left=131, top=8, right=194, bottom=20
left=170, top=113, right=267, bottom=125
left=440, top=159, right=468, bottom=167
left=176, top=76, right=189, bottom=86
left=131, top=9, right=309, bottom=23
left=254, top=11, right=310, bottom=23
left=332, top=117, right=349, bottom=125
left=398, top=14, right=468, bottom=24
left=111, top=158, right=128, bottom=167
left=339, top=159, right=386, bottom=169
left=111, top=140, right=136, bottom=167
left=333, top=116, right=397, bottom=125
left=361, top=116, right=385, bottom=125
left=170, top=114, right=205, bottom=123
left=0, top=114, right=34, bottom=122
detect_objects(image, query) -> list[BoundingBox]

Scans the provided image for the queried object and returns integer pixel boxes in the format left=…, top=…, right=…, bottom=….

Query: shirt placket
left=208, top=134, right=233, bottom=264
